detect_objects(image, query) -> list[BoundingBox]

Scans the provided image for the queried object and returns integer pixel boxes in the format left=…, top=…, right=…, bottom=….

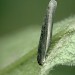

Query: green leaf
left=0, top=26, right=41, bottom=75
left=1, top=16, right=75, bottom=75
left=41, top=16, right=75, bottom=75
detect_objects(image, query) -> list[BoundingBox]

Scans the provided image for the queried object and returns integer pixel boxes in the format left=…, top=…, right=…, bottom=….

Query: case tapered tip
left=49, top=0, right=57, bottom=8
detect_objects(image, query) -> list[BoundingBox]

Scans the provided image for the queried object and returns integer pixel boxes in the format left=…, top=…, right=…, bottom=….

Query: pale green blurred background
left=0, top=0, right=75, bottom=36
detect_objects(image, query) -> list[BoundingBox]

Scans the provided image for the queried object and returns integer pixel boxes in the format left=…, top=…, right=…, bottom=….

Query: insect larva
left=37, top=0, right=57, bottom=65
